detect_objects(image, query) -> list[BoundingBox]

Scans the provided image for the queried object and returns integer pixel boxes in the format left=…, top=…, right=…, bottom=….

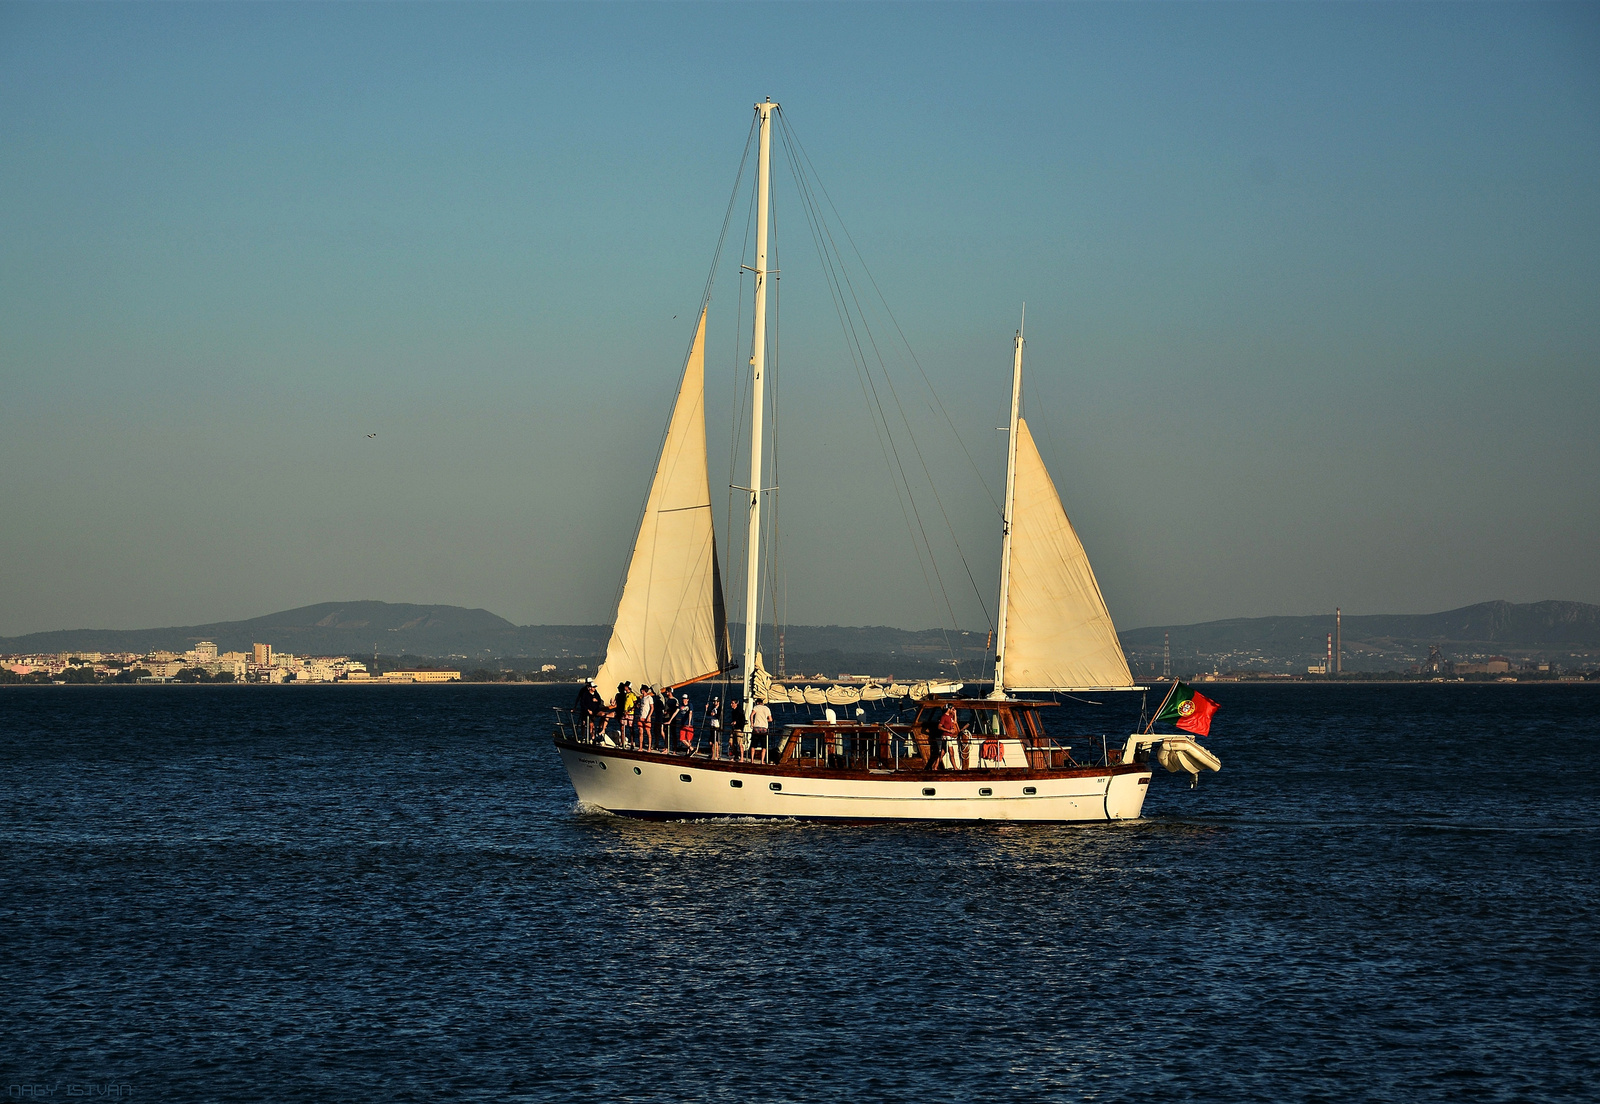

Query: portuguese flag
left=1154, top=681, right=1219, bottom=736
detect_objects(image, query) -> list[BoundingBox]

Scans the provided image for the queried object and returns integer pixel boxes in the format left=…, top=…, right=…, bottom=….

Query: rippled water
left=2, top=683, right=1596, bottom=1102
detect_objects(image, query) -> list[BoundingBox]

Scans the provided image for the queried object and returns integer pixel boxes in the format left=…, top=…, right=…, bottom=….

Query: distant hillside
left=1119, top=600, right=1600, bottom=672
left=0, top=602, right=523, bottom=659
left=0, top=603, right=990, bottom=678
left=7, top=598, right=1595, bottom=675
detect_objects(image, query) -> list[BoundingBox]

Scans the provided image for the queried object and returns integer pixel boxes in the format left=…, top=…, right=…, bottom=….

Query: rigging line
left=774, top=127, right=947, bottom=646
left=786, top=148, right=964, bottom=629
left=779, top=123, right=974, bottom=663
left=781, top=114, right=1000, bottom=518
left=773, top=121, right=949, bottom=645
left=607, top=116, right=757, bottom=623
left=775, top=118, right=984, bottom=647
left=775, top=122, right=956, bottom=658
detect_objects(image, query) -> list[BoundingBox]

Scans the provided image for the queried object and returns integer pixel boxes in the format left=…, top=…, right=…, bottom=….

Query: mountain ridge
left=3, top=599, right=1596, bottom=671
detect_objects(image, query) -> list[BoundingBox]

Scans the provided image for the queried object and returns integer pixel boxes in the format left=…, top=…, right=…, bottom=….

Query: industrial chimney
left=1335, top=607, right=1342, bottom=676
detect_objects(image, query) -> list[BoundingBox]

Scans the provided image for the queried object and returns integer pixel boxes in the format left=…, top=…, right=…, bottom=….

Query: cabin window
left=1023, top=786, right=1037, bottom=795
left=978, top=787, right=992, bottom=797
left=680, top=774, right=692, bottom=782
left=965, top=710, right=1003, bottom=736
left=730, top=779, right=743, bottom=788
left=599, top=762, right=607, bottom=770
left=769, top=782, right=782, bottom=791
left=633, top=767, right=642, bottom=775
left=923, top=787, right=936, bottom=796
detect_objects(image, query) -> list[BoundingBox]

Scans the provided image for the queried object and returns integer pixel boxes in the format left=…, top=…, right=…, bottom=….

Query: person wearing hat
left=633, top=684, right=654, bottom=751
left=573, top=678, right=605, bottom=740
left=674, top=693, right=695, bottom=755
left=659, top=688, right=678, bottom=748
left=706, top=695, right=723, bottom=758
left=726, top=696, right=748, bottom=762
left=615, top=681, right=636, bottom=745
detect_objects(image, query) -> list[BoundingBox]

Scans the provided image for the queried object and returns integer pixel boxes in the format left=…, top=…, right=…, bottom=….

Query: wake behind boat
left=551, top=100, right=1220, bottom=822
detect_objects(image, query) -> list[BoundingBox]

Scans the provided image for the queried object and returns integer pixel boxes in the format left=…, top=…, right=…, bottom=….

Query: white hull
left=556, top=740, right=1152, bottom=823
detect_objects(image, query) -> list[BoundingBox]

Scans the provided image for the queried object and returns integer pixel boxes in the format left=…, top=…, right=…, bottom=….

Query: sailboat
left=552, top=101, right=1219, bottom=822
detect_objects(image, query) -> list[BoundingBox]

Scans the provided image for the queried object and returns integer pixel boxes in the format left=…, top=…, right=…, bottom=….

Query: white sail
left=1000, top=417, right=1136, bottom=692
left=595, top=310, right=730, bottom=694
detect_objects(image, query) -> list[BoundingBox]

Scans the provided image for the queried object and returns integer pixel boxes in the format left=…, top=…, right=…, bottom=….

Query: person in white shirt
left=749, top=699, right=773, bottom=763
left=634, top=686, right=655, bottom=751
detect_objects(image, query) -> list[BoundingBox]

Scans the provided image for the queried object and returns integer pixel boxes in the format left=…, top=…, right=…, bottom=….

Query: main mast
left=741, top=99, right=777, bottom=711
left=989, top=309, right=1024, bottom=699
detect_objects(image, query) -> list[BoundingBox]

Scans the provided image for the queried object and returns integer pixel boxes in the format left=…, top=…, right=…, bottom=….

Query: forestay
left=1000, top=417, right=1136, bottom=692
left=595, top=310, right=731, bottom=692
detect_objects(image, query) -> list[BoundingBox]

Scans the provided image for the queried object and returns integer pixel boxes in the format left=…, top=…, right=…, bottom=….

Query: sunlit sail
left=594, top=309, right=730, bottom=693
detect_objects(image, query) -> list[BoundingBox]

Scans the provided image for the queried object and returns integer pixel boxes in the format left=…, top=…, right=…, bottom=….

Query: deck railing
left=554, top=709, right=1128, bottom=771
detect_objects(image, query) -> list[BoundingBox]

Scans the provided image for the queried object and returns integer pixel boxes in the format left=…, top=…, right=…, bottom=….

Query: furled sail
left=595, top=310, right=731, bottom=693
left=1000, top=417, right=1136, bottom=692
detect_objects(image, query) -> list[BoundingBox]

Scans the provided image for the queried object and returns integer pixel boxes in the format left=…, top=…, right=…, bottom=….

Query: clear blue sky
left=2, top=2, right=1597, bottom=637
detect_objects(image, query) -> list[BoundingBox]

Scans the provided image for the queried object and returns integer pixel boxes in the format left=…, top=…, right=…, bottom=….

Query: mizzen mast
left=741, top=99, right=777, bottom=710
left=989, top=309, right=1025, bottom=699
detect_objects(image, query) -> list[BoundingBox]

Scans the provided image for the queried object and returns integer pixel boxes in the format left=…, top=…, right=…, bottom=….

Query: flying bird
left=366, top=433, right=377, bottom=439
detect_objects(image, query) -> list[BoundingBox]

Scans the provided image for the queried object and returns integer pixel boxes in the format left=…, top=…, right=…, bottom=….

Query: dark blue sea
left=2, top=683, right=1596, bottom=1102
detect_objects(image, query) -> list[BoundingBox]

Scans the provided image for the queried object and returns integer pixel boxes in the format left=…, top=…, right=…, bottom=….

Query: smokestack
left=1327, top=633, right=1333, bottom=677
left=1335, top=607, right=1342, bottom=676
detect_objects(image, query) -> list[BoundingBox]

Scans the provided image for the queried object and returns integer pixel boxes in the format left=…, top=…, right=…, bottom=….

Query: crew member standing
left=749, top=698, right=773, bottom=763
left=935, top=704, right=960, bottom=769
left=634, top=685, right=655, bottom=751
left=706, top=695, right=723, bottom=758
left=675, top=694, right=695, bottom=755
left=659, top=690, right=679, bottom=750
left=726, top=697, right=747, bottom=762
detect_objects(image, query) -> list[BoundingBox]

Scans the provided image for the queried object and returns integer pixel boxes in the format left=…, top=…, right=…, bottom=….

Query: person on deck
left=634, top=685, right=655, bottom=751
left=659, top=691, right=679, bottom=750
left=575, top=679, right=604, bottom=739
left=727, top=697, right=747, bottom=762
left=750, top=699, right=773, bottom=763
left=572, top=682, right=590, bottom=736
left=617, top=682, right=636, bottom=746
left=675, top=694, right=695, bottom=755
left=706, top=695, right=723, bottom=758
left=934, top=704, right=960, bottom=770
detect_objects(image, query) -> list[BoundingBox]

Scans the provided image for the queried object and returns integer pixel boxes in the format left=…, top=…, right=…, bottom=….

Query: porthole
left=680, top=774, right=692, bottom=783
left=978, top=787, right=992, bottom=797
left=769, top=782, right=782, bottom=791
left=923, top=787, right=936, bottom=796
left=730, top=779, right=744, bottom=788
left=1023, top=786, right=1037, bottom=795
left=599, top=762, right=607, bottom=770
left=633, top=766, right=642, bottom=776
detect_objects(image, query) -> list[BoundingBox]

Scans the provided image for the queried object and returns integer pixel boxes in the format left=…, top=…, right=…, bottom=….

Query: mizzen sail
left=1000, top=417, right=1136, bottom=692
left=595, top=309, right=731, bottom=693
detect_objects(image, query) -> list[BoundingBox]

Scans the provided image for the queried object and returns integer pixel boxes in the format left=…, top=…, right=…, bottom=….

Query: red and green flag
left=1154, top=681, right=1219, bottom=736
